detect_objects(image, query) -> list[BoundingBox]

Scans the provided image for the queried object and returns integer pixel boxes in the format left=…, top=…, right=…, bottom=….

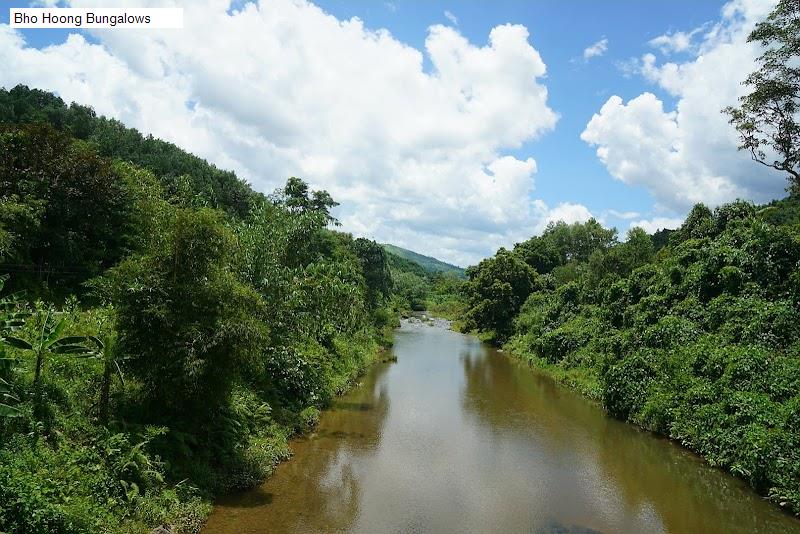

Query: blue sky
left=313, top=1, right=702, bottom=216
left=0, top=0, right=783, bottom=265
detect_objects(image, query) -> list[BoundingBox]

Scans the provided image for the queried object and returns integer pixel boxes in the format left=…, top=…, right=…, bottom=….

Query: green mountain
left=381, top=244, right=465, bottom=278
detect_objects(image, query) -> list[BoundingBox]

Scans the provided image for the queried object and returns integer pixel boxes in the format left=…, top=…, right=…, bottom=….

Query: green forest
left=461, top=201, right=800, bottom=514
left=0, top=85, right=401, bottom=532
left=384, top=247, right=466, bottom=319
left=1, top=0, right=798, bottom=530
left=458, top=1, right=800, bottom=515
left=381, top=244, right=465, bottom=278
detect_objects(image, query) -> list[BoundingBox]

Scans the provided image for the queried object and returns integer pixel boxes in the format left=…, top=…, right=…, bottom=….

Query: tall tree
left=0, top=124, right=133, bottom=295
left=725, top=0, right=800, bottom=186
left=106, top=208, right=267, bottom=421
left=277, top=176, right=339, bottom=224
left=463, top=248, right=538, bottom=342
left=352, top=238, right=392, bottom=310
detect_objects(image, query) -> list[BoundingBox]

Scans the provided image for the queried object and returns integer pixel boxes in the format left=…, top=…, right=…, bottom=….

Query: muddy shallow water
left=204, top=321, right=800, bottom=533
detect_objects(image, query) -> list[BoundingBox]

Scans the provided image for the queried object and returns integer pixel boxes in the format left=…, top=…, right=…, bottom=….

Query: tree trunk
left=99, top=362, right=111, bottom=426
left=33, top=349, right=44, bottom=439
left=33, top=350, right=43, bottom=388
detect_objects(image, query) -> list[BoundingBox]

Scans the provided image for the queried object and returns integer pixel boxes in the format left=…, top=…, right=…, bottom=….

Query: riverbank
left=457, top=201, right=800, bottom=518
left=0, top=311, right=392, bottom=534
left=502, top=344, right=604, bottom=402
left=501, top=336, right=800, bottom=519
left=203, top=321, right=800, bottom=533
left=199, top=328, right=391, bottom=531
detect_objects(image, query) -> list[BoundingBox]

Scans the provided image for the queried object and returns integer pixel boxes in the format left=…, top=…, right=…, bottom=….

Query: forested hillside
left=0, top=86, right=258, bottom=219
left=0, top=86, right=395, bottom=532
left=381, top=244, right=465, bottom=278
left=384, top=248, right=465, bottom=318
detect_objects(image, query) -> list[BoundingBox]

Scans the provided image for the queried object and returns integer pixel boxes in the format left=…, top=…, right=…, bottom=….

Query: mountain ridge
left=381, top=243, right=465, bottom=278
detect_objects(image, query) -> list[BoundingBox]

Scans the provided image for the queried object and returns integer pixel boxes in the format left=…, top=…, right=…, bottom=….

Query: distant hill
left=381, top=244, right=465, bottom=278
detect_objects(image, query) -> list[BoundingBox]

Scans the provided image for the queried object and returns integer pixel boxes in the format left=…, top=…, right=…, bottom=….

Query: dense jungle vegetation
left=384, top=248, right=466, bottom=320
left=1, top=0, right=796, bottom=529
left=460, top=0, right=800, bottom=515
left=0, top=85, right=400, bottom=532
left=462, top=202, right=800, bottom=515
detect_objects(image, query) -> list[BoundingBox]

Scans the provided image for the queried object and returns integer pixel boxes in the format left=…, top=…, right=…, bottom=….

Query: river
left=204, top=320, right=800, bottom=533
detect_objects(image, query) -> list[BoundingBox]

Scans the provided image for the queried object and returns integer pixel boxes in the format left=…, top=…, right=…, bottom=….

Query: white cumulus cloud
left=0, top=0, right=569, bottom=266
left=583, top=37, right=608, bottom=61
left=648, top=27, right=705, bottom=54
left=444, top=10, right=458, bottom=26
left=541, top=202, right=594, bottom=227
left=607, top=209, right=641, bottom=220
left=629, top=217, right=684, bottom=234
left=582, top=0, right=785, bottom=218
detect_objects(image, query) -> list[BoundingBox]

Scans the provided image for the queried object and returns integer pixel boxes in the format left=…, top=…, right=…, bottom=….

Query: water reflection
left=459, top=346, right=800, bottom=533
left=205, top=322, right=800, bottom=534
left=205, top=362, right=391, bottom=533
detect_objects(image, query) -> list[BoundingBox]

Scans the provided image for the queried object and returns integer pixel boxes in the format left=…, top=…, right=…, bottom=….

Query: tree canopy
left=725, top=0, right=800, bottom=186
left=0, top=88, right=398, bottom=532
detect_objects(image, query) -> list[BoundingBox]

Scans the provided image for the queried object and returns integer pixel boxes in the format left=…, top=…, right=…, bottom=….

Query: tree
left=725, top=0, right=800, bottom=186
left=566, top=219, right=618, bottom=262
left=84, top=321, right=127, bottom=426
left=623, top=227, right=655, bottom=268
left=352, top=238, right=392, bottom=310
left=463, top=248, right=538, bottom=342
left=243, top=178, right=342, bottom=272
left=0, top=124, right=133, bottom=295
left=392, top=271, right=428, bottom=311
left=277, top=176, right=339, bottom=224
left=514, top=237, right=561, bottom=274
left=106, top=208, right=267, bottom=421
left=514, top=219, right=617, bottom=274
left=587, top=227, right=654, bottom=287
left=672, top=203, right=714, bottom=243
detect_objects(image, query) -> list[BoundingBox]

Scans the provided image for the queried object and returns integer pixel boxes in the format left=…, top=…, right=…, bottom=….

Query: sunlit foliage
left=466, top=202, right=800, bottom=514
left=0, top=88, right=394, bottom=532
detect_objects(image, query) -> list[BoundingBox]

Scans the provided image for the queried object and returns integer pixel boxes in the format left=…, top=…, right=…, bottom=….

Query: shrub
left=601, top=350, right=659, bottom=420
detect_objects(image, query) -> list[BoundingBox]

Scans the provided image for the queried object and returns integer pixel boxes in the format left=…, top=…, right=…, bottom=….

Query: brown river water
left=204, top=320, right=800, bottom=534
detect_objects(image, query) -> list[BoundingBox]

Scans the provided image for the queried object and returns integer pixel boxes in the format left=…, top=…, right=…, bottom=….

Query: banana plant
left=3, top=308, right=92, bottom=420
left=0, top=275, right=29, bottom=419
left=0, top=384, right=21, bottom=417
left=0, top=350, right=21, bottom=418
left=0, top=276, right=30, bottom=340
left=82, top=329, right=127, bottom=426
